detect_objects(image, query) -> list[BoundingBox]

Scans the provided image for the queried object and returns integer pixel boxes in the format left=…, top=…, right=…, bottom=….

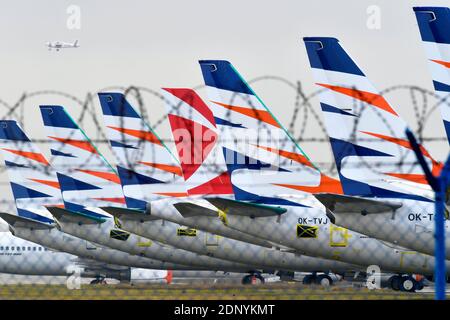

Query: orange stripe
left=360, top=131, right=433, bottom=159
left=254, top=145, right=314, bottom=168
left=274, top=174, right=343, bottom=194
left=317, top=83, right=398, bottom=116
left=361, top=131, right=443, bottom=179
left=138, top=162, right=182, bottom=176
left=385, top=173, right=429, bottom=185
left=2, top=148, right=49, bottom=165
left=93, top=197, right=126, bottom=204
left=29, top=178, right=60, bottom=189
left=45, top=204, right=65, bottom=209
left=431, top=59, right=450, bottom=68
left=107, top=126, right=162, bottom=145
left=76, top=169, right=121, bottom=184
left=211, top=101, right=281, bottom=128
left=154, top=192, right=189, bottom=198
left=48, top=136, right=98, bottom=154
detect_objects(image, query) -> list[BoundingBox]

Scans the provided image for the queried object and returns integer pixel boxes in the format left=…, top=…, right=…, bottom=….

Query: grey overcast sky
left=0, top=0, right=448, bottom=205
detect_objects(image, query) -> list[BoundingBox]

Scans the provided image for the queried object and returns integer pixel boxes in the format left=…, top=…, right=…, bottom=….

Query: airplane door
left=205, top=233, right=220, bottom=247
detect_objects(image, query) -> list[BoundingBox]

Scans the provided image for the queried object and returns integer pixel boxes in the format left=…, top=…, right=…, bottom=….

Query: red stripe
left=154, top=192, right=189, bottom=197
left=163, top=88, right=216, bottom=127
left=431, top=59, right=450, bottom=68
left=211, top=101, right=281, bottom=128
left=138, top=162, right=183, bottom=176
left=2, top=149, right=49, bottom=165
left=29, top=178, right=60, bottom=189
left=93, top=197, right=126, bottom=204
left=274, top=174, right=343, bottom=194
left=255, top=145, right=314, bottom=168
left=317, top=83, right=398, bottom=116
left=76, top=169, right=121, bottom=184
left=48, top=137, right=98, bottom=154
left=107, top=126, right=162, bottom=145
left=188, top=172, right=233, bottom=195
left=385, top=173, right=428, bottom=185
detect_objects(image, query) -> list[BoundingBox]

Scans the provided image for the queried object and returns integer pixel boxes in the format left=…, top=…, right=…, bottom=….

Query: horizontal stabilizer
left=314, top=193, right=402, bottom=214
left=100, top=207, right=158, bottom=221
left=173, top=202, right=218, bottom=218
left=0, top=212, right=54, bottom=230
left=46, top=206, right=106, bottom=224
left=206, top=197, right=287, bottom=218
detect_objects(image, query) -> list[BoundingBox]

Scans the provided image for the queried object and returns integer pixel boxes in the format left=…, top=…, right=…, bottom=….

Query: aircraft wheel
left=400, top=276, right=416, bottom=293
left=241, top=275, right=253, bottom=285
left=302, top=275, right=314, bottom=285
left=388, top=275, right=401, bottom=291
left=255, top=274, right=265, bottom=284
left=316, top=275, right=333, bottom=287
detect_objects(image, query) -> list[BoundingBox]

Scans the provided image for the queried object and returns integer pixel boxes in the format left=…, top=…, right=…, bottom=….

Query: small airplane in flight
left=46, top=40, right=79, bottom=51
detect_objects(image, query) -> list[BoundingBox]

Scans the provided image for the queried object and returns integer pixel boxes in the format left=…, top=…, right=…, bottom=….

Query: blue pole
left=405, top=128, right=446, bottom=300
left=435, top=180, right=446, bottom=300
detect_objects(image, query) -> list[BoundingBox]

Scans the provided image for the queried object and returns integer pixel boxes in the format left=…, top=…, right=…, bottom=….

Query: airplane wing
left=46, top=207, right=106, bottom=224
left=173, top=202, right=219, bottom=218
left=100, top=207, right=158, bottom=221
left=314, top=193, right=403, bottom=214
left=0, top=212, right=54, bottom=230
left=206, top=197, right=287, bottom=218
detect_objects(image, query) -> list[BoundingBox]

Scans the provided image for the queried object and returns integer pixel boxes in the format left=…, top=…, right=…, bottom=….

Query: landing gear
left=90, top=276, right=107, bottom=285
left=399, top=276, right=417, bottom=293
left=302, top=273, right=333, bottom=287
left=388, top=275, right=419, bottom=292
left=241, top=272, right=265, bottom=285
left=316, top=274, right=333, bottom=287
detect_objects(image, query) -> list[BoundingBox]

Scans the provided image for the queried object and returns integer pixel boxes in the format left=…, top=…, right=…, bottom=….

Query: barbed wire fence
left=0, top=76, right=448, bottom=299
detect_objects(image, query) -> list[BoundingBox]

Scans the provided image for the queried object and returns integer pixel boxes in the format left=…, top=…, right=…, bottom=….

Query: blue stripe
left=17, top=208, right=54, bottom=224
left=110, top=140, right=137, bottom=149
left=214, top=117, right=246, bottom=128
left=98, top=93, right=140, bottom=118
left=329, top=137, right=431, bottom=201
left=414, top=7, right=450, bottom=44
left=0, top=121, right=30, bottom=142
left=39, top=106, right=78, bottom=129
left=124, top=196, right=148, bottom=210
left=50, top=149, right=75, bottom=158
left=222, top=147, right=290, bottom=173
left=4, top=161, right=29, bottom=168
left=199, top=60, right=254, bottom=95
left=443, top=120, right=450, bottom=146
left=433, top=80, right=450, bottom=92
left=320, top=103, right=356, bottom=116
left=303, top=37, right=365, bottom=76
left=329, top=137, right=393, bottom=196
left=10, top=182, right=51, bottom=199
left=56, top=173, right=101, bottom=191
left=117, top=166, right=164, bottom=186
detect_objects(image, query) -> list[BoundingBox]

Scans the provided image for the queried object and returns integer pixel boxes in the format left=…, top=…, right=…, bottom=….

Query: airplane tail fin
left=413, top=7, right=450, bottom=143
left=74, top=40, right=79, bottom=47
left=39, top=105, right=123, bottom=216
left=0, top=120, right=61, bottom=223
left=163, top=88, right=233, bottom=196
left=97, top=92, right=187, bottom=205
left=198, top=60, right=343, bottom=203
left=303, top=37, right=438, bottom=200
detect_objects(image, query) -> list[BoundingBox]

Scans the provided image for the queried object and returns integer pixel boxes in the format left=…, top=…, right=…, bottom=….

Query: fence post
left=406, top=128, right=446, bottom=300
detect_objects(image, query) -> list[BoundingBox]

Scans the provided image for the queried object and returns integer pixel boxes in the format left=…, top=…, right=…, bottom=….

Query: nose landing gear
left=241, top=272, right=265, bottom=285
